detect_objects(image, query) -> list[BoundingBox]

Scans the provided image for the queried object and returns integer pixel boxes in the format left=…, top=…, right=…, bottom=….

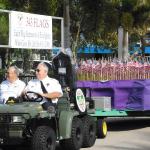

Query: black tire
left=60, top=117, right=83, bottom=150
left=0, top=146, right=10, bottom=150
left=82, top=115, right=96, bottom=148
left=97, top=119, right=107, bottom=138
left=32, top=126, right=56, bottom=150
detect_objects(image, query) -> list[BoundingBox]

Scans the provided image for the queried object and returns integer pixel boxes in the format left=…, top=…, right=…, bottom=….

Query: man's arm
left=40, top=92, right=62, bottom=100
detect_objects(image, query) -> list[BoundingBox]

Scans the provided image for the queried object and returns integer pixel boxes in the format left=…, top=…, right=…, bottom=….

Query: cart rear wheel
left=97, top=119, right=107, bottom=138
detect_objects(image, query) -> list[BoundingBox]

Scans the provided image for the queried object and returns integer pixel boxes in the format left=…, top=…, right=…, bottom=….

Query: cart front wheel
left=32, top=126, right=56, bottom=150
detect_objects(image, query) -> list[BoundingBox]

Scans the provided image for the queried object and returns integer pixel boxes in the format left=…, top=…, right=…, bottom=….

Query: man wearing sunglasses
left=25, top=62, right=63, bottom=109
left=0, top=66, right=26, bottom=104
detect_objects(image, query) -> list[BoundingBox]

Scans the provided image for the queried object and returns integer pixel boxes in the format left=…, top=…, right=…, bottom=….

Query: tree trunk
left=23, top=49, right=32, bottom=74
left=0, top=49, right=6, bottom=69
left=63, top=0, right=71, bottom=49
left=5, top=48, right=11, bottom=67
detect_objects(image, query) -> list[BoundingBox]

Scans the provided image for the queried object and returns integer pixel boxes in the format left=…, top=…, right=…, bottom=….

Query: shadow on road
left=0, top=143, right=66, bottom=150
left=107, top=117, right=150, bottom=131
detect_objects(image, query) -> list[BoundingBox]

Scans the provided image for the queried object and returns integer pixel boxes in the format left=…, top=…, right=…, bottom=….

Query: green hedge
left=0, top=69, right=5, bottom=82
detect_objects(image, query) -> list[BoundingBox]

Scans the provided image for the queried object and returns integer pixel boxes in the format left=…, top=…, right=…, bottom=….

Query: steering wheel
left=25, top=91, right=43, bottom=102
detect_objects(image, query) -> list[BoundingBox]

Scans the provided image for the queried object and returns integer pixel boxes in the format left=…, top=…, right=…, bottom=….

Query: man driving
left=25, top=62, right=63, bottom=109
left=0, top=66, right=26, bottom=104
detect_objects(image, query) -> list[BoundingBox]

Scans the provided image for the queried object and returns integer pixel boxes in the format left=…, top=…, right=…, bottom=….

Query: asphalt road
left=1, top=117, right=150, bottom=150
left=82, top=117, right=150, bottom=150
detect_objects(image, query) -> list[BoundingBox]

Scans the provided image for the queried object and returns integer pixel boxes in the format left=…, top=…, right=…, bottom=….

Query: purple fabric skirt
left=77, top=80, right=150, bottom=110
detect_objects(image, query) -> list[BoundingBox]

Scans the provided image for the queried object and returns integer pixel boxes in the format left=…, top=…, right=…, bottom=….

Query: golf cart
left=0, top=51, right=96, bottom=150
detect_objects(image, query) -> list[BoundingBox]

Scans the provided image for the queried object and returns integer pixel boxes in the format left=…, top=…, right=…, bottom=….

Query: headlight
left=12, top=116, right=23, bottom=123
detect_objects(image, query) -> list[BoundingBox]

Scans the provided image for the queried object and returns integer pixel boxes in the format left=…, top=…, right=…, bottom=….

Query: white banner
left=9, top=11, right=52, bottom=49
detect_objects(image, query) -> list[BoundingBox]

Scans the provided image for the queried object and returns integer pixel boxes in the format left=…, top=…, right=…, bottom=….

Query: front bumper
left=0, top=113, right=29, bottom=144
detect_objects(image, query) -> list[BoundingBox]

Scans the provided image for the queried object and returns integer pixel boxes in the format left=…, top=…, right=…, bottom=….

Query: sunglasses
left=35, top=69, right=40, bottom=72
left=6, top=72, right=15, bottom=74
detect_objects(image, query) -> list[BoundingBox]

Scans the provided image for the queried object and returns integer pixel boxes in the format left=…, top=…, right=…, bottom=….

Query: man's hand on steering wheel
left=25, top=91, right=43, bottom=102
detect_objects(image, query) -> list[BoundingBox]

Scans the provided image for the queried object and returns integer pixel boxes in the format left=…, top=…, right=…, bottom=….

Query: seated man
left=25, top=62, right=63, bottom=109
left=0, top=66, right=26, bottom=104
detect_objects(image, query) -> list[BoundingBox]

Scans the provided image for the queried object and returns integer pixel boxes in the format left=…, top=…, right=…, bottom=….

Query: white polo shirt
left=0, top=79, right=26, bottom=103
left=25, top=76, right=63, bottom=104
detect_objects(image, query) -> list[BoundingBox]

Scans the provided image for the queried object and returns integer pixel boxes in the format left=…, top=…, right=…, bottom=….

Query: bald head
left=36, top=62, right=49, bottom=80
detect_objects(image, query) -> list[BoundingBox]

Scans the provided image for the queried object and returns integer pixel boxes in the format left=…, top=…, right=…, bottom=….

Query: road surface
left=1, top=117, right=150, bottom=150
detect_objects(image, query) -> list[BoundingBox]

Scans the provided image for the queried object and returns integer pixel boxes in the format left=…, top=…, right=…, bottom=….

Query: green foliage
left=70, top=0, right=150, bottom=52
left=70, top=0, right=120, bottom=51
left=121, top=12, right=134, bottom=30
left=0, top=14, right=9, bottom=45
left=0, top=0, right=9, bottom=45
left=0, top=0, right=150, bottom=62
left=29, top=0, right=61, bottom=16
left=130, top=33, right=141, bottom=43
left=0, top=68, right=5, bottom=82
left=0, top=0, right=10, bottom=9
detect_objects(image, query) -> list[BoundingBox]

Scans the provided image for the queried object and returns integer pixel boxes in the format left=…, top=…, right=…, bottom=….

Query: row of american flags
left=76, top=57, right=150, bottom=81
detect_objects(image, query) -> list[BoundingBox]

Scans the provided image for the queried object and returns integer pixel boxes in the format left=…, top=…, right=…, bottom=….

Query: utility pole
left=118, top=27, right=129, bottom=61
left=117, top=1, right=129, bottom=61
left=118, top=26, right=123, bottom=60
left=122, top=29, right=129, bottom=61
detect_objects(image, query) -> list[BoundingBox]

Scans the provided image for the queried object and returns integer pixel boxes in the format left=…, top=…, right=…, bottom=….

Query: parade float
left=76, top=57, right=150, bottom=138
